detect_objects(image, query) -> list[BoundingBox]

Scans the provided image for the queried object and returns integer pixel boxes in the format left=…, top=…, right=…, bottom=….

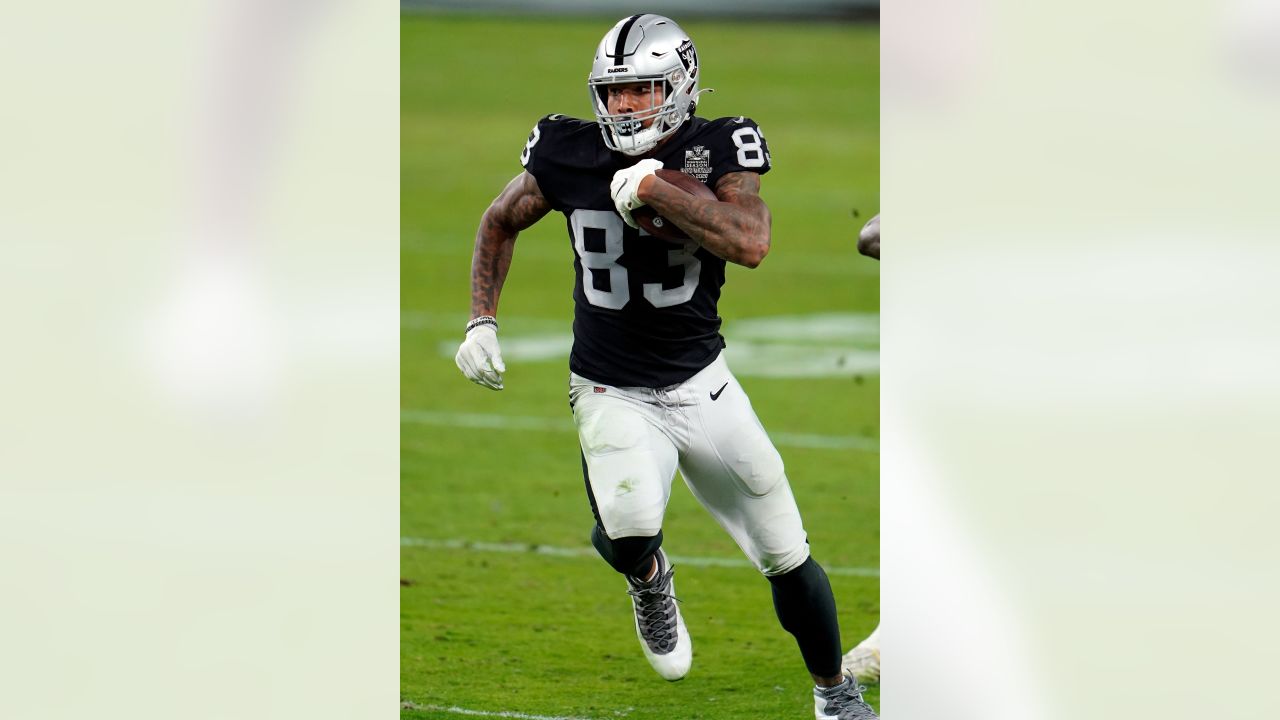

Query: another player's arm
left=857, top=213, right=880, bottom=260
left=638, top=171, right=771, bottom=269
left=470, top=171, right=552, bottom=318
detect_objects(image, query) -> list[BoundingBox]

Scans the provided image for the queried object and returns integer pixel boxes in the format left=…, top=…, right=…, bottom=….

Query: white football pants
left=570, top=352, right=811, bottom=576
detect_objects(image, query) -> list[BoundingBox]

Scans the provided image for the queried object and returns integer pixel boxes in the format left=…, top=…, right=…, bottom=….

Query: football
left=632, top=169, right=717, bottom=241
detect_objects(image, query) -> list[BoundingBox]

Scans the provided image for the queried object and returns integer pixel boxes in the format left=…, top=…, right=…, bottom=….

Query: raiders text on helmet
left=588, top=15, right=709, bottom=156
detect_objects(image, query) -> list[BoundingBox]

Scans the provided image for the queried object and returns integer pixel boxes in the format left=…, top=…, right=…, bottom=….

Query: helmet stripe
left=612, top=14, right=644, bottom=66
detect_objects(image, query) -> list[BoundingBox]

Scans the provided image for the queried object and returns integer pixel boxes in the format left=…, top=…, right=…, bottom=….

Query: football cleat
left=814, top=675, right=878, bottom=720
left=625, top=549, right=692, bottom=681
left=841, top=642, right=880, bottom=685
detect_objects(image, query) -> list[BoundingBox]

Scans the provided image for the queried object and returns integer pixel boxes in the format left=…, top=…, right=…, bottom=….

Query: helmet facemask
left=589, top=71, right=691, bottom=156
left=588, top=15, right=703, bottom=156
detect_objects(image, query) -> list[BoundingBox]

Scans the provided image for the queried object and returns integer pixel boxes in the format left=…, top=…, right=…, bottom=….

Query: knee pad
left=757, top=540, right=811, bottom=577
left=591, top=525, right=663, bottom=577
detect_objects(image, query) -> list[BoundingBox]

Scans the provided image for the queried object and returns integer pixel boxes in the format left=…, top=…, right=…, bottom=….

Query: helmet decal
left=610, top=14, right=644, bottom=66
left=677, top=40, right=697, bottom=73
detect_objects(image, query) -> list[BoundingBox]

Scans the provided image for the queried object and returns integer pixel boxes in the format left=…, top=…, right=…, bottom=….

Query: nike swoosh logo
left=710, top=382, right=728, bottom=401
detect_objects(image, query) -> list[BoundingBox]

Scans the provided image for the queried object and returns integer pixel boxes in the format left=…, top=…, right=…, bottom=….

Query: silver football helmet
left=588, top=14, right=708, bottom=156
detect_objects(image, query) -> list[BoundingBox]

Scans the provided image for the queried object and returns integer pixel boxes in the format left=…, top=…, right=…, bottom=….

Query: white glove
left=609, top=158, right=662, bottom=228
left=454, top=318, right=506, bottom=390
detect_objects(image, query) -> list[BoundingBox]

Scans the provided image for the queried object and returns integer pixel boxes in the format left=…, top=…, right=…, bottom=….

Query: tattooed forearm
left=470, top=172, right=552, bottom=318
left=639, top=171, right=771, bottom=268
left=470, top=213, right=516, bottom=319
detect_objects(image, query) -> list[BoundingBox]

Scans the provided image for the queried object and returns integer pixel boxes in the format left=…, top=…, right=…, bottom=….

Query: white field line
left=416, top=311, right=880, bottom=378
left=430, top=338, right=879, bottom=379
left=401, top=701, right=604, bottom=720
left=401, top=410, right=879, bottom=453
left=402, top=537, right=880, bottom=578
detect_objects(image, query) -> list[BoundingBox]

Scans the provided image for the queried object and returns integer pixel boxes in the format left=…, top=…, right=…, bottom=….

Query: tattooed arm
left=637, top=171, right=771, bottom=268
left=470, top=171, right=553, bottom=318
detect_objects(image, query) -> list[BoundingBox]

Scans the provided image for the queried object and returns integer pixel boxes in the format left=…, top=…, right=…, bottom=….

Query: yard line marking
left=729, top=312, right=880, bottom=343
left=431, top=339, right=879, bottom=379
left=400, top=701, right=603, bottom=720
left=400, top=410, right=879, bottom=453
left=401, top=537, right=880, bottom=578
left=418, top=311, right=880, bottom=378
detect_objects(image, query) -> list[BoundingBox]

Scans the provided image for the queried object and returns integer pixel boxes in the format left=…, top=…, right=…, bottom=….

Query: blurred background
left=402, top=0, right=879, bottom=20
left=5, top=1, right=1280, bottom=719
left=401, top=3, right=880, bottom=719
left=1, top=1, right=397, bottom=719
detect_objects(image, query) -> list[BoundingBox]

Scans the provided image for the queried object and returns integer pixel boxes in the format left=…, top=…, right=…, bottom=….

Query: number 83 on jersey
left=571, top=209, right=702, bottom=310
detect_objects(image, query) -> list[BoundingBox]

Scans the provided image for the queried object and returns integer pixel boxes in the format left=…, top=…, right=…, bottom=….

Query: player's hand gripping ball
left=609, top=158, right=663, bottom=228
left=611, top=161, right=718, bottom=241
left=631, top=169, right=718, bottom=241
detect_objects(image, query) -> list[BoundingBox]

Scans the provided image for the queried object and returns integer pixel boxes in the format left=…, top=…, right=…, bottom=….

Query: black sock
left=767, top=556, right=842, bottom=678
left=626, top=552, right=662, bottom=584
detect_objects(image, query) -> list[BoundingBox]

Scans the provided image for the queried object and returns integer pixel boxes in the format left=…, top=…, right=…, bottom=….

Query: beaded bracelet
left=465, top=316, right=498, bottom=334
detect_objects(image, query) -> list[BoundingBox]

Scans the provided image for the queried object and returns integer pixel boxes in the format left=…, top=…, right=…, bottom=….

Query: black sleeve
left=704, top=116, right=773, bottom=189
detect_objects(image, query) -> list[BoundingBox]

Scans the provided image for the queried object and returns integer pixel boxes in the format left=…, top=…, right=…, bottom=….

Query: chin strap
left=688, top=87, right=715, bottom=115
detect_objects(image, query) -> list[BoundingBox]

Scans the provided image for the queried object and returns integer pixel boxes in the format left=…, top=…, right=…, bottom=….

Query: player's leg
left=570, top=375, right=691, bottom=681
left=841, top=623, right=880, bottom=684
left=673, top=355, right=877, bottom=717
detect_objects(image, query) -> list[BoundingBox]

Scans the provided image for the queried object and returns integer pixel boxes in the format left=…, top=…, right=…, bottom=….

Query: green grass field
left=402, top=14, right=879, bottom=719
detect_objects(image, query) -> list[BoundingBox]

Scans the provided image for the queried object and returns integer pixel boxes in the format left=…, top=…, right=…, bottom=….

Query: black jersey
left=520, top=114, right=772, bottom=388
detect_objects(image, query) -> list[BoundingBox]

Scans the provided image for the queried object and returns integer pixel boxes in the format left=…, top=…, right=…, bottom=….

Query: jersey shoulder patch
left=689, top=116, right=772, bottom=188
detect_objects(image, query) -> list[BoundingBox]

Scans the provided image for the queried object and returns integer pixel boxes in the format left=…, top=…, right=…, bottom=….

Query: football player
left=857, top=213, right=880, bottom=259
left=454, top=15, right=876, bottom=720
left=841, top=214, right=880, bottom=686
